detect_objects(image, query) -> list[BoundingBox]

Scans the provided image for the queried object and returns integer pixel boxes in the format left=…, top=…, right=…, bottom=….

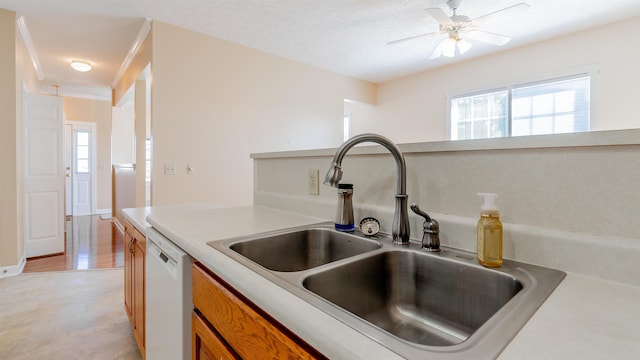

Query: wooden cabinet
left=192, top=263, right=326, bottom=360
left=124, top=221, right=146, bottom=358
left=192, top=311, right=240, bottom=360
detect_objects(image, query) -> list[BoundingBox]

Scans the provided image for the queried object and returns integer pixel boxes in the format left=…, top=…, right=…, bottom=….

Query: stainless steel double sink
left=208, top=223, right=565, bottom=359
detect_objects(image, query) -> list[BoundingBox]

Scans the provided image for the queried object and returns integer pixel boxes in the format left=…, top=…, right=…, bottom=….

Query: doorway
left=64, top=121, right=97, bottom=216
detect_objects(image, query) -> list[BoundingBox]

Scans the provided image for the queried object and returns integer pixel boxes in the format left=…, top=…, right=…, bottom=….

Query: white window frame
left=446, top=65, right=599, bottom=140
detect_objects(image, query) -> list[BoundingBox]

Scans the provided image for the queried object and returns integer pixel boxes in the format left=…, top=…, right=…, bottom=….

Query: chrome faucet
left=324, top=133, right=410, bottom=245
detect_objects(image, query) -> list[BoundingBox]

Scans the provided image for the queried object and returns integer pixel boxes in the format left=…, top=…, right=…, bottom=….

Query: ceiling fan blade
left=471, top=3, right=530, bottom=26
left=387, top=30, right=443, bottom=45
left=425, top=7, right=454, bottom=26
left=465, top=30, right=511, bottom=46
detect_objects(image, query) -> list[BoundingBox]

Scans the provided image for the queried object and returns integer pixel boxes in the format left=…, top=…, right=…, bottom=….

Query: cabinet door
left=193, top=264, right=323, bottom=360
left=124, top=225, right=135, bottom=323
left=192, top=312, right=239, bottom=360
left=133, top=236, right=146, bottom=355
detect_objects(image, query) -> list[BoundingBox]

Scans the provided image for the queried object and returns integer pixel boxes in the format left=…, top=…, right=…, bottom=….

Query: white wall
left=345, top=100, right=377, bottom=138
left=150, top=21, right=376, bottom=207
left=253, top=135, right=640, bottom=240
left=349, top=16, right=640, bottom=144
left=0, top=9, right=40, bottom=271
left=0, top=9, right=20, bottom=269
left=135, top=17, right=639, bottom=222
left=253, top=132, right=640, bottom=285
left=111, top=100, right=135, bottom=164
left=134, top=79, right=148, bottom=207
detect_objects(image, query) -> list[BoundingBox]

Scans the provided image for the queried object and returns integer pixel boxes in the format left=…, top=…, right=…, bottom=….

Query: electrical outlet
left=308, top=169, right=319, bottom=195
left=164, top=164, right=176, bottom=175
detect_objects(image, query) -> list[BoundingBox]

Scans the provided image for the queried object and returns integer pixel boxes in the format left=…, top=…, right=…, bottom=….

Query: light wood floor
left=24, top=215, right=125, bottom=273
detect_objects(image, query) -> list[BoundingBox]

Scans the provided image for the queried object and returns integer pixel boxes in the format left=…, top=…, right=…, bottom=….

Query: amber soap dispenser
left=477, top=193, right=503, bottom=268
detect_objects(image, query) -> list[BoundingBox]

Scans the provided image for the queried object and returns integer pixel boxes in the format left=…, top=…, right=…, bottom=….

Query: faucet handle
left=410, top=203, right=441, bottom=252
left=410, top=203, right=431, bottom=222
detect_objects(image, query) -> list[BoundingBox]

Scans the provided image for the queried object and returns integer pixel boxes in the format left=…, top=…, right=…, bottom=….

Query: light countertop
left=123, top=204, right=640, bottom=360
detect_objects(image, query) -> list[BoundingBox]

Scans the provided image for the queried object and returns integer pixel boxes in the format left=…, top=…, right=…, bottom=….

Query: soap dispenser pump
left=477, top=193, right=503, bottom=268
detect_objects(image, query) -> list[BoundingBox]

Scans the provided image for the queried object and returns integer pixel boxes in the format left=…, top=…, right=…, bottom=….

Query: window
left=450, top=74, right=591, bottom=140
left=75, top=131, right=90, bottom=173
left=451, top=89, right=508, bottom=140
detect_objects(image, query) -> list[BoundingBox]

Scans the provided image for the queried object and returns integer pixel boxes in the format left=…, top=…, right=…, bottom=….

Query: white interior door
left=24, top=93, right=65, bottom=258
left=71, top=123, right=96, bottom=216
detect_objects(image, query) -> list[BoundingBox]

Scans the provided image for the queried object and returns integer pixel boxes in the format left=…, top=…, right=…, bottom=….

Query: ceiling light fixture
left=429, top=30, right=472, bottom=59
left=70, top=60, right=92, bottom=72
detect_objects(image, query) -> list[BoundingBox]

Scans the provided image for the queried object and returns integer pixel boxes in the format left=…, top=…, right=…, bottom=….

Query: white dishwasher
left=145, top=227, right=193, bottom=360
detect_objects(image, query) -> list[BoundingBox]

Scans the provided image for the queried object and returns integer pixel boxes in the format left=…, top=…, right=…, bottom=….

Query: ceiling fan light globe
left=457, top=39, right=472, bottom=54
left=442, top=39, right=456, bottom=57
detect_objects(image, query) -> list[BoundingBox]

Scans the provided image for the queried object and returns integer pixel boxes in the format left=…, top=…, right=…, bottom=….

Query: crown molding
left=40, top=84, right=112, bottom=102
left=16, top=15, right=44, bottom=81
left=112, top=17, right=152, bottom=88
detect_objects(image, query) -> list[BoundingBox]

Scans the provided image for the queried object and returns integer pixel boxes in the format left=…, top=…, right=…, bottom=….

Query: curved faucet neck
left=327, top=133, right=410, bottom=245
left=331, top=133, right=407, bottom=195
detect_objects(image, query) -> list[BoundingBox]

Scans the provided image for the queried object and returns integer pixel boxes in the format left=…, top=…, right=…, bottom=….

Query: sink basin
left=227, top=227, right=381, bottom=271
left=209, top=224, right=565, bottom=359
left=303, top=250, right=522, bottom=346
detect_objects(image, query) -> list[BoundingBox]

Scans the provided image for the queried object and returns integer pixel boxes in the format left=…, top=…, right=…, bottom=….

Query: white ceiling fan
left=388, top=0, right=530, bottom=59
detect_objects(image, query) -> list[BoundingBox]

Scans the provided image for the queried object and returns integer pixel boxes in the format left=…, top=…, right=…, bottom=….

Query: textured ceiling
left=1, top=0, right=640, bottom=100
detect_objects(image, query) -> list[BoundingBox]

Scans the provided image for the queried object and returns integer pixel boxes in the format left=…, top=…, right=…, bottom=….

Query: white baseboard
left=112, top=218, right=124, bottom=235
left=0, top=254, right=26, bottom=278
left=95, top=208, right=113, bottom=220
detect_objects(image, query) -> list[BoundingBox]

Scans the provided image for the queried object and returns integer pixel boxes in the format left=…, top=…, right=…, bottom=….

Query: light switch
left=164, top=164, right=176, bottom=175
left=308, top=169, right=319, bottom=195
